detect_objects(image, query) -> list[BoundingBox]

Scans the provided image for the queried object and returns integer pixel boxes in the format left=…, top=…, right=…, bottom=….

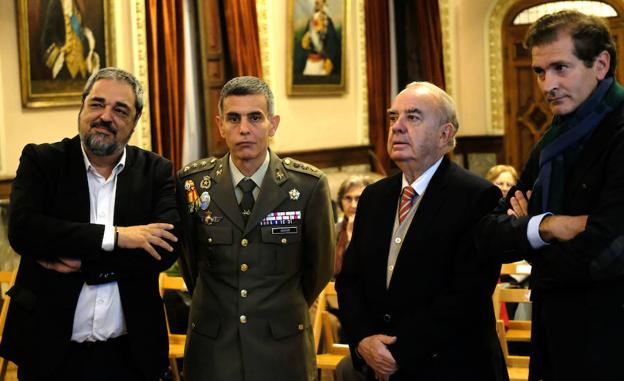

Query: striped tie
left=398, top=186, right=417, bottom=224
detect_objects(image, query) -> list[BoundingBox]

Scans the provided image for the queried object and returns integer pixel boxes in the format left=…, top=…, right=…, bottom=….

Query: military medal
left=199, top=191, right=210, bottom=210
left=203, top=211, right=223, bottom=225
left=289, top=188, right=301, bottom=200
left=184, top=179, right=199, bottom=213
left=200, top=175, right=211, bottom=189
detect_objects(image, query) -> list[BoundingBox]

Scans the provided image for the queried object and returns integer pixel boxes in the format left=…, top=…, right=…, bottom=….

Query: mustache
left=90, top=120, right=117, bottom=135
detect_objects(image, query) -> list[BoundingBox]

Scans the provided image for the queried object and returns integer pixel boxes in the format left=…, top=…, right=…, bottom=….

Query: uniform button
left=298, top=324, right=304, bottom=330
left=281, top=238, right=288, bottom=245
left=394, top=237, right=401, bottom=244
left=284, top=159, right=291, bottom=165
left=432, top=352, right=438, bottom=359
left=383, top=314, right=392, bottom=323
left=388, top=265, right=394, bottom=271
left=240, top=315, right=247, bottom=324
left=208, top=237, right=213, bottom=243
left=240, top=263, right=249, bottom=272
left=240, top=289, right=248, bottom=298
left=241, top=239, right=248, bottom=247
left=191, top=322, right=196, bottom=329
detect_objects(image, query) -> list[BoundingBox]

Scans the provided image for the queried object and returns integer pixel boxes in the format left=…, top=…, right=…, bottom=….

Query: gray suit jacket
left=176, top=150, right=335, bottom=381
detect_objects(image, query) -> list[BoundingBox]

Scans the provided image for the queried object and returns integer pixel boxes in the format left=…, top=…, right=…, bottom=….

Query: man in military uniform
left=177, top=76, right=335, bottom=381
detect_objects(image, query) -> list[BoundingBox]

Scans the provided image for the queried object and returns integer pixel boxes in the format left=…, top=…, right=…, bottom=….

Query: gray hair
left=81, top=67, right=144, bottom=120
left=404, top=81, right=459, bottom=148
left=218, top=76, right=275, bottom=116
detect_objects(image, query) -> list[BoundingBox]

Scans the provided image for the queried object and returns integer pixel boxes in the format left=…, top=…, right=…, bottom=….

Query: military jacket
left=176, top=150, right=335, bottom=381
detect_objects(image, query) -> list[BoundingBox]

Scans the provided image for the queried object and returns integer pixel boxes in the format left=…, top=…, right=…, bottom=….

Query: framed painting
left=287, top=0, right=346, bottom=95
left=16, top=0, right=115, bottom=108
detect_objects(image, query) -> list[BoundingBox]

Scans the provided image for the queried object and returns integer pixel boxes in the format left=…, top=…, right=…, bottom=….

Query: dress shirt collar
left=401, top=156, right=443, bottom=195
left=80, top=143, right=127, bottom=177
left=229, top=150, right=270, bottom=188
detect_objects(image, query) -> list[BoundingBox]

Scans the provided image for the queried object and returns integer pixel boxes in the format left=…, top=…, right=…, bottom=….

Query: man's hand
left=357, top=335, right=398, bottom=377
left=539, top=215, right=588, bottom=242
left=117, top=223, right=177, bottom=260
left=37, top=257, right=81, bottom=273
left=507, top=190, right=532, bottom=218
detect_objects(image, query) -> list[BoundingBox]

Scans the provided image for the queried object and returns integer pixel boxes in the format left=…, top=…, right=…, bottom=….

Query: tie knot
left=238, top=178, right=255, bottom=193
left=401, top=186, right=417, bottom=201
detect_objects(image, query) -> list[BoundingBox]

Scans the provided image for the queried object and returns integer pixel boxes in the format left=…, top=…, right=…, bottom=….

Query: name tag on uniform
left=261, top=211, right=303, bottom=226
left=272, top=227, right=298, bottom=235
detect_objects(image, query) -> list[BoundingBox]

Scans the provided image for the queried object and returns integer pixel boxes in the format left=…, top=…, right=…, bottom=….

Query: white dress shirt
left=71, top=145, right=127, bottom=342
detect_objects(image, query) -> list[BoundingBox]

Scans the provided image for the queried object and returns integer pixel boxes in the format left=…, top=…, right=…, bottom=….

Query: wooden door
left=502, top=0, right=624, bottom=170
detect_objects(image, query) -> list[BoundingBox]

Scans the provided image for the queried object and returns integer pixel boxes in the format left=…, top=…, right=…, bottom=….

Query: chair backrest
left=158, top=273, right=187, bottom=331
left=312, top=282, right=337, bottom=353
left=0, top=271, right=17, bottom=338
left=493, top=284, right=531, bottom=320
left=500, top=262, right=532, bottom=276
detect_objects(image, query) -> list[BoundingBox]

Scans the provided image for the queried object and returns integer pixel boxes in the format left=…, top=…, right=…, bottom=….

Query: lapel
left=66, top=136, right=91, bottom=223
left=114, top=146, right=136, bottom=225
left=244, top=150, right=288, bottom=234
left=389, top=157, right=450, bottom=290
left=567, top=105, right=624, bottom=194
left=208, top=154, right=246, bottom=231
left=369, top=174, right=402, bottom=293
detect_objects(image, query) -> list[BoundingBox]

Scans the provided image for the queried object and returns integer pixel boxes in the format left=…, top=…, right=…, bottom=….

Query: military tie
left=398, top=186, right=418, bottom=224
left=238, top=178, right=256, bottom=223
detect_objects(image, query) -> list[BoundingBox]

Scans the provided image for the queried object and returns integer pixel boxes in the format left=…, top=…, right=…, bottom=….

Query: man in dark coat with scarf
left=478, top=10, right=624, bottom=381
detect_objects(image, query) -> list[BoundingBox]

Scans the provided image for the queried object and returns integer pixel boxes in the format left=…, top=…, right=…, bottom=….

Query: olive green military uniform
left=176, top=150, right=335, bottom=381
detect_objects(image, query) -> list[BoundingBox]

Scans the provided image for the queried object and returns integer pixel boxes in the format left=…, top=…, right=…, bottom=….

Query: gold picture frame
left=17, top=0, right=115, bottom=108
left=287, top=0, right=346, bottom=96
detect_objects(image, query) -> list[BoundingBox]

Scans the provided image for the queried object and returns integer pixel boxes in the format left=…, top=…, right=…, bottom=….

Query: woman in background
left=485, top=164, right=518, bottom=199
left=334, top=175, right=373, bottom=275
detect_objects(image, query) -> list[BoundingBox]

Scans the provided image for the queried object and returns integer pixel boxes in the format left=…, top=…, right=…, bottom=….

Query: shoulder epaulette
left=179, top=157, right=218, bottom=178
left=282, top=157, right=322, bottom=178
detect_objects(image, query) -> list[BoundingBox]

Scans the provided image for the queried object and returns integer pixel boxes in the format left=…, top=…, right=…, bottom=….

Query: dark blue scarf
left=531, top=77, right=615, bottom=213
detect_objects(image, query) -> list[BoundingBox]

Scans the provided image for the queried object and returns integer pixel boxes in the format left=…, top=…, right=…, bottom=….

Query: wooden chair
left=0, top=271, right=17, bottom=381
left=495, top=319, right=529, bottom=381
left=314, top=282, right=349, bottom=381
left=493, top=282, right=532, bottom=343
left=500, top=262, right=532, bottom=277
left=158, top=273, right=188, bottom=381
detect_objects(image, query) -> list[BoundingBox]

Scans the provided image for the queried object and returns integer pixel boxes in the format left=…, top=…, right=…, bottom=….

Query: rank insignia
left=203, top=211, right=223, bottom=225
left=275, top=169, right=285, bottom=180
left=216, top=165, right=223, bottom=176
left=289, top=188, right=301, bottom=200
left=200, top=176, right=212, bottom=189
left=184, top=179, right=199, bottom=213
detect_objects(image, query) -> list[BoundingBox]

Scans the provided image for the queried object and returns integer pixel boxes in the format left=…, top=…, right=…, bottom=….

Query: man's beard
left=83, top=121, right=122, bottom=156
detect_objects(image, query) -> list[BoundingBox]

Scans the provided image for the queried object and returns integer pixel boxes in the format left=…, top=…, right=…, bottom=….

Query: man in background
left=177, top=76, right=334, bottom=381
left=478, top=10, right=624, bottom=381
left=337, top=81, right=507, bottom=381
left=1, top=67, right=179, bottom=381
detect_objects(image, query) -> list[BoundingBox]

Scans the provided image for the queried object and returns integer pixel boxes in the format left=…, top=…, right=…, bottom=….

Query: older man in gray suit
left=177, top=76, right=335, bottom=381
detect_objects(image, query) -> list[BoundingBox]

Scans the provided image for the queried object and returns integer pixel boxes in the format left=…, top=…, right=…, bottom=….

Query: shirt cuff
left=102, top=225, right=115, bottom=251
left=527, top=213, right=552, bottom=249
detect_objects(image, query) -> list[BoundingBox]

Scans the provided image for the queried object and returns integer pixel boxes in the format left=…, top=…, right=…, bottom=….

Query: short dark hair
left=218, top=76, right=275, bottom=116
left=524, top=10, right=617, bottom=77
left=81, top=67, right=144, bottom=119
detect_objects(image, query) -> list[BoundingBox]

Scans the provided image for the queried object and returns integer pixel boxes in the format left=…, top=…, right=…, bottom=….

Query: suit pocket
left=190, top=316, right=221, bottom=339
left=261, top=225, right=302, bottom=274
left=268, top=309, right=308, bottom=340
left=7, top=283, right=37, bottom=312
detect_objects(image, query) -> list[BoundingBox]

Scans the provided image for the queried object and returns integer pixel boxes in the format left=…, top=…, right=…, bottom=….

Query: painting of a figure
left=288, top=0, right=346, bottom=95
left=17, top=0, right=113, bottom=107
